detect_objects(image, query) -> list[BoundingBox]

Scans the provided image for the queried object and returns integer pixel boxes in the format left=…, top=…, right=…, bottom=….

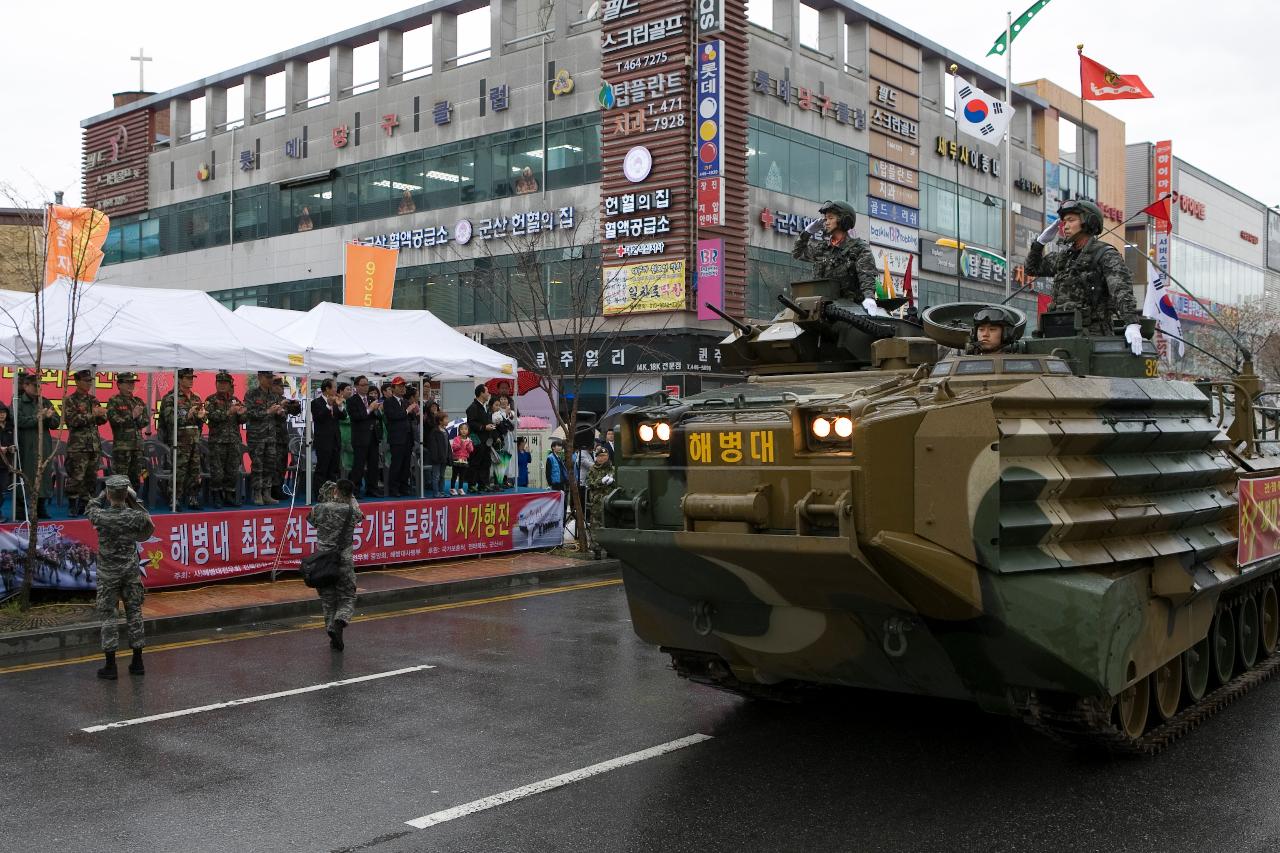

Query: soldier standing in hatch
left=106, top=372, right=149, bottom=492
left=966, top=308, right=1017, bottom=355
left=792, top=200, right=880, bottom=313
left=87, top=475, right=154, bottom=680
left=204, top=371, right=247, bottom=508
left=158, top=368, right=207, bottom=510
left=244, top=371, right=283, bottom=506
left=62, top=369, right=107, bottom=517
left=1026, top=199, right=1143, bottom=355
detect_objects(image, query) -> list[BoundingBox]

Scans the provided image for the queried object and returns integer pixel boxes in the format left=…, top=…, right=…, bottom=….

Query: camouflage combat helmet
left=818, top=200, right=857, bottom=232
left=1057, top=199, right=1104, bottom=235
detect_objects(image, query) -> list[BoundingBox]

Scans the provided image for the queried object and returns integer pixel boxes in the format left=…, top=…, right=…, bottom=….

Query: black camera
left=283, top=399, right=303, bottom=415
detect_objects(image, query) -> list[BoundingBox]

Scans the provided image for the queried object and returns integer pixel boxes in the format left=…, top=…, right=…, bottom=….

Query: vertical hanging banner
left=44, top=205, right=110, bottom=287
left=696, top=40, right=726, bottom=228
left=696, top=238, right=725, bottom=320
left=1153, top=140, right=1173, bottom=235
left=344, top=242, right=398, bottom=309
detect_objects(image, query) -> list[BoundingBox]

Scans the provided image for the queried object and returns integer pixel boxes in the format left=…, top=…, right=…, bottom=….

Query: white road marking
left=81, top=664, right=435, bottom=733
left=405, top=733, right=713, bottom=829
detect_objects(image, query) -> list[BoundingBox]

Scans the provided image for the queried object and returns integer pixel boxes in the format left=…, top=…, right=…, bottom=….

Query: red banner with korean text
left=1238, top=476, right=1280, bottom=566
left=0, top=491, right=564, bottom=594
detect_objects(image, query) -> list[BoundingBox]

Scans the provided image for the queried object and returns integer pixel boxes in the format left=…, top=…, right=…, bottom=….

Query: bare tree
left=0, top=184, right=111, bottom=608
left=462, top=212, right=672, bottom=551
left=1178, top=296, right=1280, bottom=382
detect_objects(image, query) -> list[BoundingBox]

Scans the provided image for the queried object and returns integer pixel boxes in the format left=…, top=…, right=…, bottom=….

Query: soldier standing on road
left=586, top=446, right=616, bottom=528
left=1026, top=199, right=1143, bottom=354
left=204, top=371, right=247, bottom=508
left=106, top=372, right=149, bottom=492
left=244, top=371, right=284, bottom=506
left=14, top=372, right=55, bottom=520
left=158, top=368, right=207, bottom=510
left=62, top=369, right=107, bottom=517
left=86, top=474, right=155, bottom=680
left=792, top=200, right=880, bottom=313
left=309, top=479, right=361, bottom=651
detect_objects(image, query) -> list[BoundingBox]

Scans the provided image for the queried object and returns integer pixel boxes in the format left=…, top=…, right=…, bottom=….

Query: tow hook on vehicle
left=693, top=600, right=715, bottom=636
left=883, top=616, right=914, bottom=658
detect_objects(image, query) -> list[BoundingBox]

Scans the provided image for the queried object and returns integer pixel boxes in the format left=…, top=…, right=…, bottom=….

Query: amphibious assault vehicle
left=594, top=279, right=1280, bottom=753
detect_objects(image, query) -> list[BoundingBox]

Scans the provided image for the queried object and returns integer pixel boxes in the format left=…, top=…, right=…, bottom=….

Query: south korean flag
left=954, top=77, right=1015, bottom=143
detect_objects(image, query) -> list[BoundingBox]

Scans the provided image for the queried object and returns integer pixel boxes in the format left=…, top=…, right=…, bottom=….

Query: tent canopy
left=230, top=305, right=304, bottom=335
left=240, top=301, right=517, bottom=380
left=0, top=282, right=309, bottom=374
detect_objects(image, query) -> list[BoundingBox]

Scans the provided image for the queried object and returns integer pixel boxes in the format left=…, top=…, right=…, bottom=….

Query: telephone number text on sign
left=687, top=430, right=776, bottom=464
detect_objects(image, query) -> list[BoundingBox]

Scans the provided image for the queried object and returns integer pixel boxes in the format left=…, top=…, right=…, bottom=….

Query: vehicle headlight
left=811, top=417, right=831, bottom=439
left=638, top=423, right=655, bottom=442
left=833, top=416, right=854, bottom=438
left=655, top=421, right=671, bottom=442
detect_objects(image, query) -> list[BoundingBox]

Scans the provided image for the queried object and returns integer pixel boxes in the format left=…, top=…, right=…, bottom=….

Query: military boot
left=97, top=651, right=118, bottom=680
left=210, top=493, right=224, bottom=510
left=328, top=619, right=346, bottom=651
left=128, top=648, right=145, bottom=676
left=271, top=486, right=286, bottom=502
left=224, top=489, right=241, bottom=508
left=253, top=487, right=267, bottom=506
left=36, top=499, right=50, bottom=520
left=67, top=497, right=81, bottom=517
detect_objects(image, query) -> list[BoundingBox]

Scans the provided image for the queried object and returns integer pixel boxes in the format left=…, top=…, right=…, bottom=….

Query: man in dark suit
left=311, top=378, right=347, bottom=484
left=347, top=375, right=383, bottom=497
left=466, top=384, right=496, bottom=493
left=383, top=376, right=417, bottom=496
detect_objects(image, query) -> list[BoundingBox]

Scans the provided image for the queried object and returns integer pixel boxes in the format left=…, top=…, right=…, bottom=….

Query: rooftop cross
left=130, top=48, right=152, bottom=91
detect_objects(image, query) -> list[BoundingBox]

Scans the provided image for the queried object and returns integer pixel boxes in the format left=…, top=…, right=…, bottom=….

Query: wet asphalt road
left=4, top=577, right=1280, bottom=853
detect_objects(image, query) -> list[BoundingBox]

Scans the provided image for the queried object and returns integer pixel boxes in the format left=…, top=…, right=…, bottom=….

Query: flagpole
left=1076, top=43, right=1088, bottom=175
left=950, top=63, right=962, bottom=302
left=1003, top=11, right=1013, bottom=298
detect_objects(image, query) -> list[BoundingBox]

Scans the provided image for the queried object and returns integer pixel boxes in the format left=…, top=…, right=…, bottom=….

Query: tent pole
left=418, top=374, right=425, bottom=500
left=10, top=369, right=18, bottom=522
left=305, top=374, right=313, bottom=506
left=171, top=366, right=178, bottom=513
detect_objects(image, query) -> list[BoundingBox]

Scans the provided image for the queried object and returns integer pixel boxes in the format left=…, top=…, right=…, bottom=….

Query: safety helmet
left=818, top=200, right=857, bottom=233
left=972, top=307, right=1014, bottom=347
left=1056, top=199, right=1104, bottom=236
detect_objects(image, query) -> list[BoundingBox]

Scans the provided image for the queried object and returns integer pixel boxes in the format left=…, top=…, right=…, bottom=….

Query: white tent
left=241, top=301, right=517, bottom=380
left=0, top=281, right=308, bottom=374
left=231, top=305, right=305, bottom=335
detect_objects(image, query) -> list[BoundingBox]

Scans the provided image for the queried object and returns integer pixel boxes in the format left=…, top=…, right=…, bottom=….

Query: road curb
left=0, top=558, right=621, bottom=660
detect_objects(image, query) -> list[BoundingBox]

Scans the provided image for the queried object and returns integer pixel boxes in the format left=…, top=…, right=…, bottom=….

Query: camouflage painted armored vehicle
left=595, top=281, right=1280, bottom=753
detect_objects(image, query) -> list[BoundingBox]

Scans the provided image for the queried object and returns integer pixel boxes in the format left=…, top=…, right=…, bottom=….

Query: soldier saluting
left=204, top=371, right=247, bottom=508
left=792, top=200, right=880, bottom=314
left=86, top=475, right=154, bottom=679
left=106, top=372, right=149, bottom=492
left=63, top=369, right=108, bottom=517
left=1026, top=199, right=1143, bottom=355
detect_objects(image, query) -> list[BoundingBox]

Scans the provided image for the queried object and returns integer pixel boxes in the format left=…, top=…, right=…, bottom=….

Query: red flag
left=1141, top=196, right=1173, bottom=226
left=903, top=255, right=915, bottom=308
left=1079, top=51, right=1154, bottom=100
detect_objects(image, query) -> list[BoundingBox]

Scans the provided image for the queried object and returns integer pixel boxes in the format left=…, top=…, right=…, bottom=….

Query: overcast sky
left=2, top=0, right=1275, bottom=209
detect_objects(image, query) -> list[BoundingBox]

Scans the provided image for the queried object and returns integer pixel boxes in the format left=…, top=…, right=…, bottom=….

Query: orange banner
left=344, top=243, right=398, bottom=309
left=44, top=205, right=110, bottom=286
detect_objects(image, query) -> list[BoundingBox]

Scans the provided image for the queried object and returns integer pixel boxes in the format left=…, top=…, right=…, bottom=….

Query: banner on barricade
left=0, top=490, right=565, bottom=595
left=1239, top=476, right=1280, bottom=566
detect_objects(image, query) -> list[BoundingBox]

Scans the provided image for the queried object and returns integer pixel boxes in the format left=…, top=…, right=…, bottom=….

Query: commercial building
left=0, top=208, right=43, bottom=292
left=83, top=0, right=1126, bottom=413
left=1125, top=142, right=1280, bottom=374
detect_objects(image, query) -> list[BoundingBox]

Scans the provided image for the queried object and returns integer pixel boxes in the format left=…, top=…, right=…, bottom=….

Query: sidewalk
left=0, top=550, right=620, bottom=660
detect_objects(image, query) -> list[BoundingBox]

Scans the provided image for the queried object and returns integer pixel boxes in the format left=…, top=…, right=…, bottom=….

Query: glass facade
left=103, top=113, right=602, bottom=265
left=919, top=173, right=1005, bottom=249
left=748, top=116, right=869, bottom=209
left=1171, top=236, right=1266, bottom=306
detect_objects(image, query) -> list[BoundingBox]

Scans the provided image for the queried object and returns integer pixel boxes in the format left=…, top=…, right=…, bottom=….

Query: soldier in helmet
left=966, top=308, right=1016, bottom=354
left=62, top=369, right=108, bottom=516
left=158, top=368, right=207, bottom=509
left=85, top=474, right=154, bottom=679
left=1026, top=199, right=1143, bottom=355
left=204, top=371, right=247, bottom=508
left=792, top=200, right=880, bottom=313
left=106, top=372, right=149, bottom=492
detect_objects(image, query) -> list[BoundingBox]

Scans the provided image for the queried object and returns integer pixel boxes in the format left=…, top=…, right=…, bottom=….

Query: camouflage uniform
left=62, top=382, right=105, bottom=507
left=244, top=382, right=282, bottom=502
left=792, top=232, right=879, bottom=300
left=106, top=380, right=148, bottom=491
left=204, top=376, right=246, bottom=505
left=309, top=485, right=361, bottom=631
left=86, top=486, right=154, bottom=652
left=586, top=460, right=616, bottom=528
left=158, top=381, right=206, bottom=506
left=1026, top=236, right=1140, bottom=336
left=14, top=383, right=56, bottom=506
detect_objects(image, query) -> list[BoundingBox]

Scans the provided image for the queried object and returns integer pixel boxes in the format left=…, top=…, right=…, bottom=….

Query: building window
left=747, top=116, right=868, bottom=206
left=798, top=3, right=820, bottom=50
left=747, top=0, right=772, bottom=29
left=456, top=7, right=492, bottom=65
left=920, top=173, right=1003, bottom=250
left=746, top=246, right=809, bottom=321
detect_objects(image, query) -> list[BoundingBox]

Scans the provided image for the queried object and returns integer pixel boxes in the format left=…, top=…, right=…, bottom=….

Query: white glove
left=862, top=297, right=879, bottom=315
left=1124, top=323, right=1143, bottom=356
left=804, top=219, right=824, bottom=236
left=1036, top=223, right=1059, bottom=245
left=602, top=475, right=615, bottom=486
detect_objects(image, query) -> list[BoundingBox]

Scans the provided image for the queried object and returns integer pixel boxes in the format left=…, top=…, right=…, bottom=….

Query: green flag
left=986, top=0, right=1054, bottom=56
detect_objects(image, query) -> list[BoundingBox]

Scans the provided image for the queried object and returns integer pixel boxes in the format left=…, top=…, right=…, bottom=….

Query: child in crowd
left=450, top=423, right=473, bottom=496
left=425, top=412, right=451, bottom=498
left=516, top=436, right=531, bottom=489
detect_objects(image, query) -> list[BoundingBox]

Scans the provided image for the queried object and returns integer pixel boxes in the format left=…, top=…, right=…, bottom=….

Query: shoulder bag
left=301, top=504, right=357, bottom=588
